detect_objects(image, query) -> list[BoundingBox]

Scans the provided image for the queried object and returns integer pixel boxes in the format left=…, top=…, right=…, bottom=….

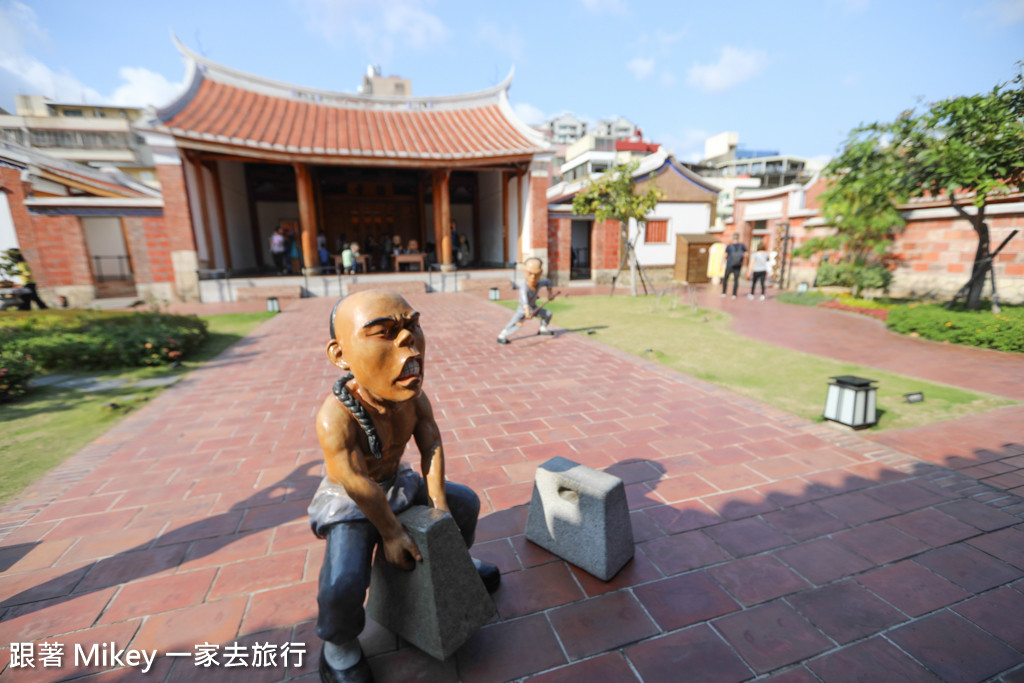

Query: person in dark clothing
left=6, top=249, right=48, bottom=310
left=721, top=233, right=747, bottom=299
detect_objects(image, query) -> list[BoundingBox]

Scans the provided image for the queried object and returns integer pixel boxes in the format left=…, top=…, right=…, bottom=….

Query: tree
left=815, top=72, right=1024, bottom=310
left=571, top=161, right=663, bottom=295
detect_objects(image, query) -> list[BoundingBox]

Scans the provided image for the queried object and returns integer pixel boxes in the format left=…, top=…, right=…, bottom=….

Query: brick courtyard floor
left=1, top=288, right=1022, bottom=682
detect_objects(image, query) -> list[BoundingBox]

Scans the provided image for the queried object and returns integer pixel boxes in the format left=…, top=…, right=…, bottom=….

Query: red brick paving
left=0, top=290, right=1022, bottom=681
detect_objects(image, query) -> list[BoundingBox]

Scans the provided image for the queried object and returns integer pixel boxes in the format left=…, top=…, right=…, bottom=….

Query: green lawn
left=0, top=312, right=276, bottom=505
left=501, top=296, right=1014, bottom=430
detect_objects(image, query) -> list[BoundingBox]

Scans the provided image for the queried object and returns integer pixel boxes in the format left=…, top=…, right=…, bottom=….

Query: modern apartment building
left=0, top=95, right=157, bottom=187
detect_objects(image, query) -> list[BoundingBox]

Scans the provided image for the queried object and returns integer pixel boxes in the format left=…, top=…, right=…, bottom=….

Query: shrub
left=776, top=291, right=836, bottom=306
left=852, top=264, right=892, bottom=295
left=814, top=261, right=856, bottom=288
left=814, top=261, right=891, bottom=296
left=885, top=303, right=1024, bottom=353
left=0, top=310, right=208, bottom=371
left=0, top=351, right=35, bottom=402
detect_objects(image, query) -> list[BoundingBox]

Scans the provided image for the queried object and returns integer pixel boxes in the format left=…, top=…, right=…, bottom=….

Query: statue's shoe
left=319, top=646, right=373, bottom=683
left=473, top=557, right=501, bottom=593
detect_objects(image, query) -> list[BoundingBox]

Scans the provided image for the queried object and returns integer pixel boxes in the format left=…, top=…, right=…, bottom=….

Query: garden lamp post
left=823, top=375, right=878, bottom=429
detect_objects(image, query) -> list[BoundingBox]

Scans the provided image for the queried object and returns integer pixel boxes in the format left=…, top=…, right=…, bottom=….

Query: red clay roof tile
left=146, top=54, right=547, bottom=164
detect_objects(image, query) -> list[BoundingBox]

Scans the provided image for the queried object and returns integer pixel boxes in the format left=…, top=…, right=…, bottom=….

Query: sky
left=1, top=0, right=1022, bottom=164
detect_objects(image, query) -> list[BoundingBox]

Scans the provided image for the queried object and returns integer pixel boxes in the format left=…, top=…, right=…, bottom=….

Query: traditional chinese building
left=728, top=177, right=1024, bottom=302
left=546, top=150, right=719, bottom=285
left=134, top=37, right=552, bottom=301
left=1, top=139, right=163, bottom=307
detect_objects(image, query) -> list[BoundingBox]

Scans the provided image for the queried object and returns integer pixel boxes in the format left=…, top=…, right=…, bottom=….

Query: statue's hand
left=382, top=530, right=422, bottom=571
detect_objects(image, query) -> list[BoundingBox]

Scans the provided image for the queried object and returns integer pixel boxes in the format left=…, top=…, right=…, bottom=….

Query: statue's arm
left=413, top=393, right=448, bottom=513
left=317, top=397, right=421, bottom=568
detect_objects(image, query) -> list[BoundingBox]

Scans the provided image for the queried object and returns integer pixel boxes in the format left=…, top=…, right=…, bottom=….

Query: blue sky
left=1, top=0, right=1022, bottom=163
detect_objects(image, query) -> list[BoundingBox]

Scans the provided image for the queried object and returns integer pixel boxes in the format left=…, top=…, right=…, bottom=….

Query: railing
left=92, top=255, right=132, bottom=283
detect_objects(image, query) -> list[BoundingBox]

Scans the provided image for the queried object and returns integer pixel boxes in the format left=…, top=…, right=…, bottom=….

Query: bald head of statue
left=327, top=290, right=425, bottom=404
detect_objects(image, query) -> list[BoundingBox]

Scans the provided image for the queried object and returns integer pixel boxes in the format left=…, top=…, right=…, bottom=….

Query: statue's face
left=328, top=291, right=425, bottom=403
left=524, top=261, right=543, bottom=290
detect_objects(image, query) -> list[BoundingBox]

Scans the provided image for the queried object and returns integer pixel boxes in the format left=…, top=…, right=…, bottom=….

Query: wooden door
left=687, top=244, right=710, bottom=284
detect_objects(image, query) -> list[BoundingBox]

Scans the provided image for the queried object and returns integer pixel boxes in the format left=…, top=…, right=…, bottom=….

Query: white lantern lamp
left=823, top=375, right=878, bottom=429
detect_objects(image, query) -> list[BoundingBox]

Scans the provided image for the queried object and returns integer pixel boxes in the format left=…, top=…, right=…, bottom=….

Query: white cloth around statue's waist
left=308, top=464, right=422, bottom=538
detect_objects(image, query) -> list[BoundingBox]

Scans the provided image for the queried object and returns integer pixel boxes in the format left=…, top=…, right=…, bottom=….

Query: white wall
left=183, top=160, right=209, bottom=265
left=0, top=192, right=17, bottom=252
left=632, top=201, right=712, bottom=266
left=218, top=161, right=258, bottom=270
left=82, top=216, right=129, bottom=278
left=255, top=201, right=299, bottom=265
left=478, top=171, right=504, bottom=264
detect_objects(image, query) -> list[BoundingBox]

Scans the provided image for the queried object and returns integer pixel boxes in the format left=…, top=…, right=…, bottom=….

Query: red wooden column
left=432, top=169, right=453, bottom=270
left=294, top=163, right=318, bottom=270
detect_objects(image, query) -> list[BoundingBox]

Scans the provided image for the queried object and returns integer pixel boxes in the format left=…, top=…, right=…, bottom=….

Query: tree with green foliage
left=810, top=71, right=1024, bottom=310
left=571, top=160, right=663, bottom=295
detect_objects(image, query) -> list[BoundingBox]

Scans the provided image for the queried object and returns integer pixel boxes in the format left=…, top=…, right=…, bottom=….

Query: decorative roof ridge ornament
left=167, top=33, right=516, bottom=112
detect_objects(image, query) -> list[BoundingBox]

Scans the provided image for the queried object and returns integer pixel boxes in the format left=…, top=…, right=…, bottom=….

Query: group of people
left=269, top=225, right=302, bottom=275
left=272, top=220, right=476, bottom=277
left=720, top=232, right=771, bottom=301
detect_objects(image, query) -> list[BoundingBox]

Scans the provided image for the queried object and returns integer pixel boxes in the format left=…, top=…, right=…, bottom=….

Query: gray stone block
left=525, top=456, right=634, bottom=581
left=366, top=505, right=495, bottom=661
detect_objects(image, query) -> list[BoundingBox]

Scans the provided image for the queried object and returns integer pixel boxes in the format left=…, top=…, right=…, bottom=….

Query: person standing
left=748, top=243, right=769, bottom=300
left=721, top=233, right=747, bottom=299
left=269, top=228, right=287, bottom=274
left=8, top=249, right=48, bottom=310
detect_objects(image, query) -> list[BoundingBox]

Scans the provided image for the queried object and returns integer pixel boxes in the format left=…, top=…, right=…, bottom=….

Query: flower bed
left=818, top=300, right=890, bottom=321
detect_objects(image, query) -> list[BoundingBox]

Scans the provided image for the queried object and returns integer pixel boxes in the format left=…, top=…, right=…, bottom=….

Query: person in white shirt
left=748, top=243, right=770, bottom=300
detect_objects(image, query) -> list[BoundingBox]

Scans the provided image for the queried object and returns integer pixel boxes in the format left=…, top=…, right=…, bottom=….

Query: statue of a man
left=309, top=290, right=499, bottom=683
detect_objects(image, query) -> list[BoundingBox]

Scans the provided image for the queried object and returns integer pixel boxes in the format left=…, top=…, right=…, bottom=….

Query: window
left=751, top=220, right=768, bottom=233
left=62, top=109, right=84, bottom=117
left=644, top=219, right=668, bottom=244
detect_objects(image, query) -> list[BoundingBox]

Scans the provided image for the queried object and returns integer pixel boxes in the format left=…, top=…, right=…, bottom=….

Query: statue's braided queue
left=333, top=373, right=383, bottom=460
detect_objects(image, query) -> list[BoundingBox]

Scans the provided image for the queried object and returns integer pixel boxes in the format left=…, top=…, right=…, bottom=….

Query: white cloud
left=0, top=1, right=46, bottom=56
left=110, top=67, right=184, bottom=108
left=686, top=46, right=767, bottom=94
left=659, top=128, right=711, bottom=161
left=627, top=57, right=655, bottom=80
left=988, top=0, right=1024, bottom=23
left=291, top=0, right=450, bottom=63
left=513, top=102, right=546, bottom=125
left=0, top=1, right=182, bottom=110
left=653, top=28, right=687, bottom=47
left=580, top=0, right=628, bottom=13
left=476, top=19, right=523, bottom=61
left=0, top=53, right=104, bottom=104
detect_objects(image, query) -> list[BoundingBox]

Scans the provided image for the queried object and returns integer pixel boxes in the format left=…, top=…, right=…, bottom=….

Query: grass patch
left=0, top=311, right=276, bottom=505
left=500, top=296, right=1014, bottom=430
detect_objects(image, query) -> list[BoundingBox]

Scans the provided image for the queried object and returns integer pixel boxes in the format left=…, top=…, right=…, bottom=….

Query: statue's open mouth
left=397, top=357, right=422, bottom=384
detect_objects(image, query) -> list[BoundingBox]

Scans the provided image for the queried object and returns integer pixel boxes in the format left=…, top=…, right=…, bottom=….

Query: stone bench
left=234, top=285, right=302, bottom=302
left=525, top=456, right=634, bottom=581
left=366, top=506, right=495, bottom=660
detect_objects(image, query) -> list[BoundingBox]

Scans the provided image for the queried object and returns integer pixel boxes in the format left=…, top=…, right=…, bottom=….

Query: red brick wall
left=1, top=166, right=38, bottom=274
left=547, top=217, right=571, bottom=273
left=893, top=213, right=1024, bottom=279
left=33, top=214, right=92, bottom=287
left=531, top=175, right=549, bottom=250
left=156, top=162, right=197, bottom=253
left=592, top=219, right=622, bottom=270
left=2, top=166, right=92, bottom=288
